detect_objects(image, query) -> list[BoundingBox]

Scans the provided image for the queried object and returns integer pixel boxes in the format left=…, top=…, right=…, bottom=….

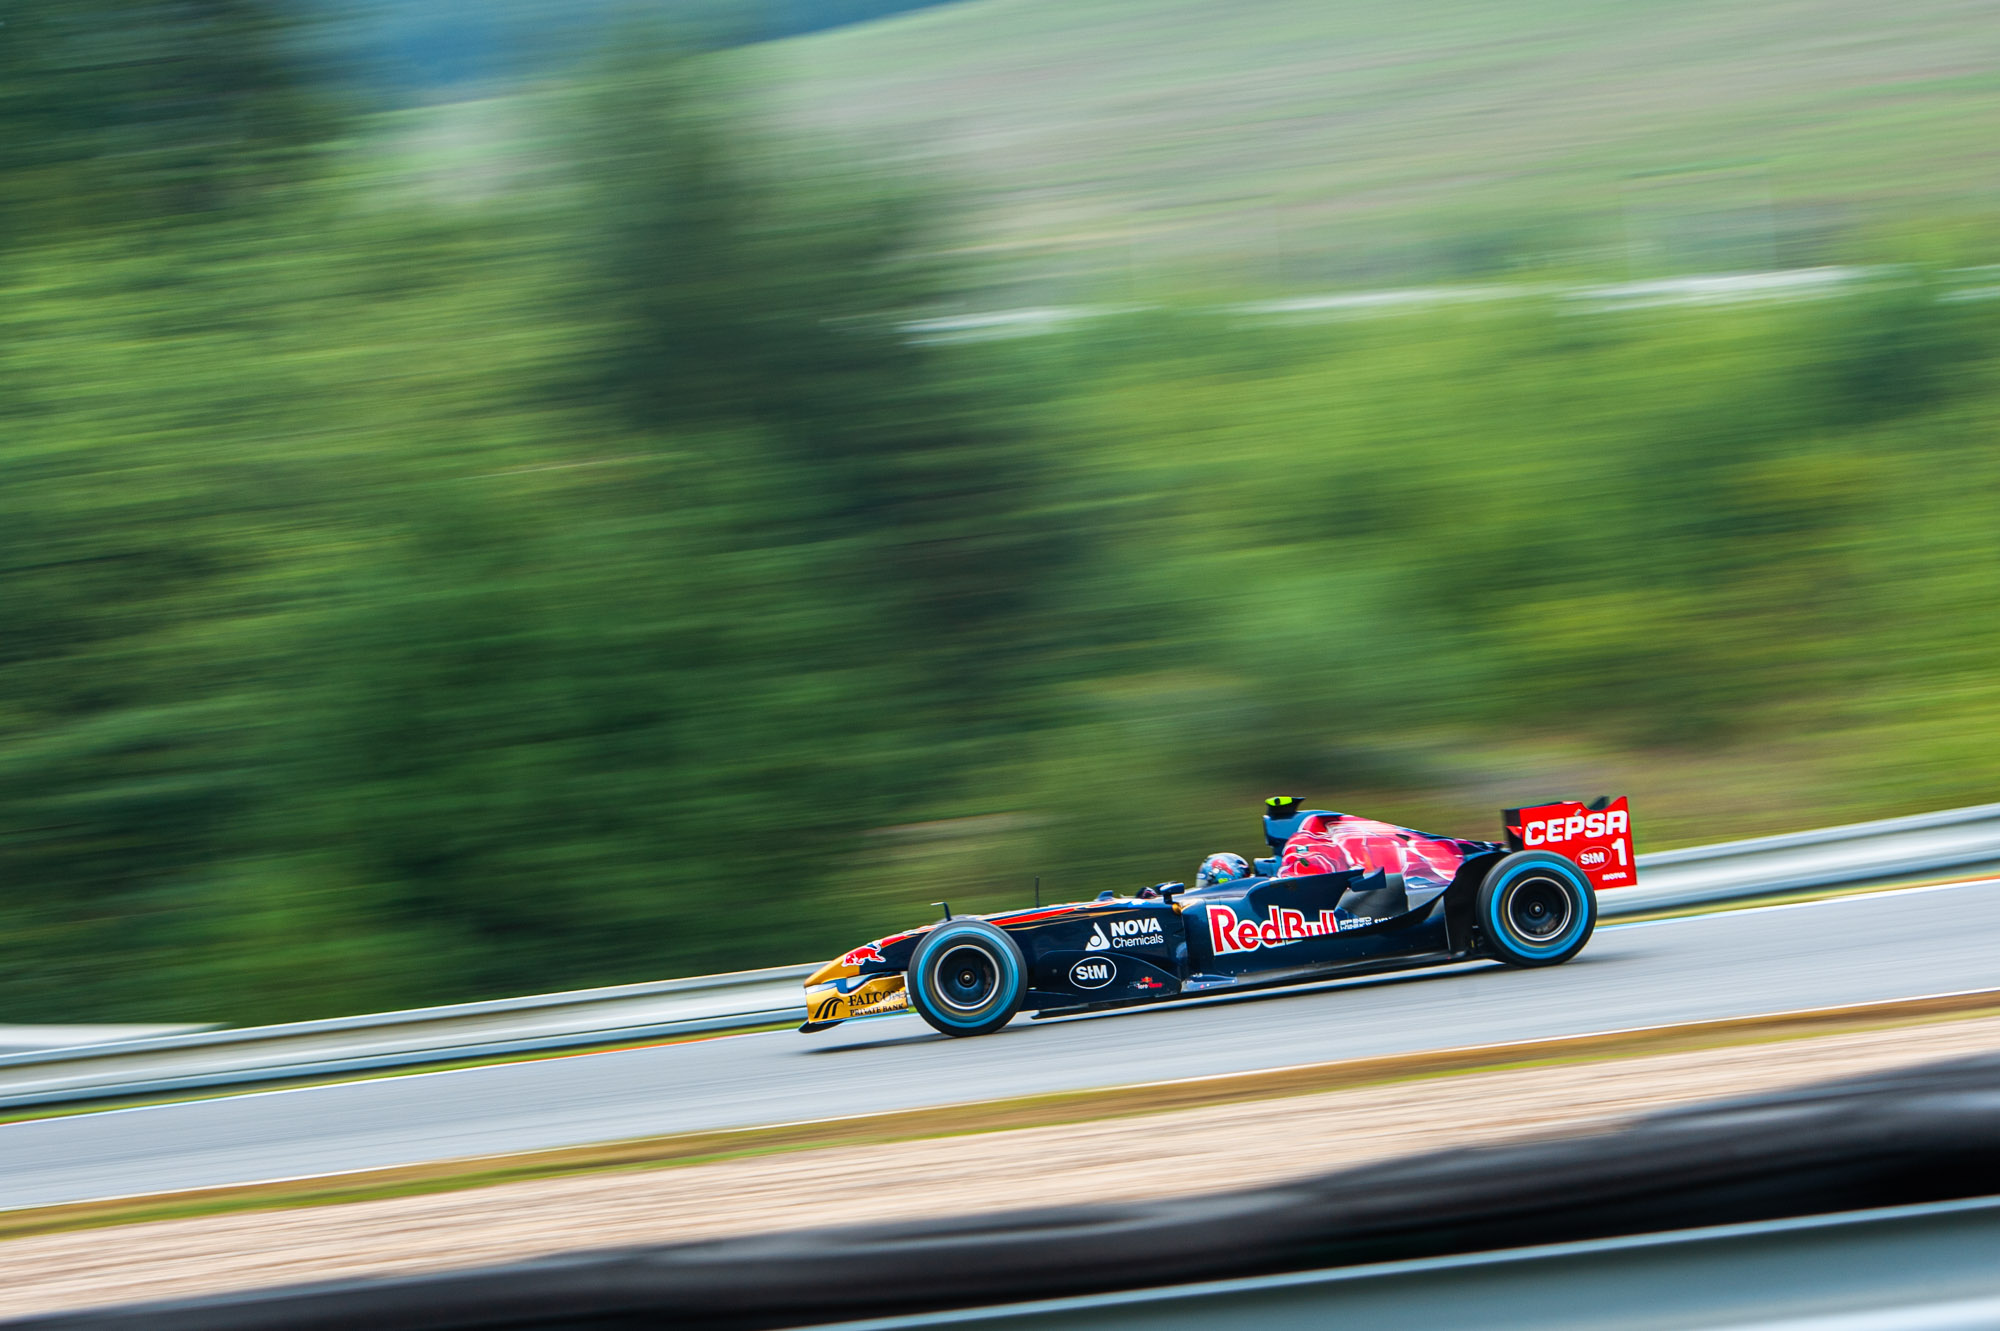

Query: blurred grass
left=1, top=2, right=1999, bottom=1024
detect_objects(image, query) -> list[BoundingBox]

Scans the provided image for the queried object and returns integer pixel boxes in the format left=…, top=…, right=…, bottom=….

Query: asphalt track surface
left=4, top=879, right=1999, bottom=1211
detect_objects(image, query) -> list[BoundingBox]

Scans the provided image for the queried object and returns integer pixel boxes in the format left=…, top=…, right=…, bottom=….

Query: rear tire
left=1476, top=851, right=1595, bottom=966
left=907, top=919, right=1027, bottom=1037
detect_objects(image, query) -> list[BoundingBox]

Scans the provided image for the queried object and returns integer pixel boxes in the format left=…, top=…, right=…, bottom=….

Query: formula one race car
left=802, top=795, right=1634, bottom=1037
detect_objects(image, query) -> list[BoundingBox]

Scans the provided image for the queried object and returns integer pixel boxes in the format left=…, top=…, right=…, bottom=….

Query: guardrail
left=1612, top=798, right=2000, bottom=914
left=0, top=965, right=811, bottom=1109
left=2, top=800, right=1997, bottom=1109
left=0, top=1024, right=213, bottom=1055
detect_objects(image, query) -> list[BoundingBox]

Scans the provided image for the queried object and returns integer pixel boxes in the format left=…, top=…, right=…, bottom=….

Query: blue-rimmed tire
left=1477, top=851, right=1595, bottom=966
left=907, top=919, right=1027, bottom=1037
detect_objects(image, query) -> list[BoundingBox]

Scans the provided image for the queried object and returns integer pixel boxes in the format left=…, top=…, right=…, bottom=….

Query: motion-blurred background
left=2, top=0, right=1997, bottom=1025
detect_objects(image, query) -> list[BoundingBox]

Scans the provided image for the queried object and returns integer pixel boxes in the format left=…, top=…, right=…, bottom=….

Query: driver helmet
left=1195, top=852, right=1250, bottom=889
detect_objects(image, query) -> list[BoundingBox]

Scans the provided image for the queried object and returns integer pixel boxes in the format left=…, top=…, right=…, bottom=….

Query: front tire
left=907, top=919, right=1027, bottom=1037
left=1477, top=851, right=1595, bottom=966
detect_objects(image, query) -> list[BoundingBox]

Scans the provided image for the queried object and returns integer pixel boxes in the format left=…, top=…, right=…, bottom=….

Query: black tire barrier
left=23, top=1048, right=2000, bottom=1330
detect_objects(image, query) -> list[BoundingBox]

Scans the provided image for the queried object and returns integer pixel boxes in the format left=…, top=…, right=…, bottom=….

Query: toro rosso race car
left=802, top=795, right=1634, bottom=1037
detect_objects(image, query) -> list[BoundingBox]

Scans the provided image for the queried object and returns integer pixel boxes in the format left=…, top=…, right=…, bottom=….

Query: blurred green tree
left=0, top=0, right=334, bottom=241
left=568, top=48, right=1073, bottom=729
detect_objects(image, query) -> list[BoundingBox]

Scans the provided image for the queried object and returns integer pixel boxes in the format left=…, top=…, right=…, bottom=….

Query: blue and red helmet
left=1195, top=852, right=1251, bottom=889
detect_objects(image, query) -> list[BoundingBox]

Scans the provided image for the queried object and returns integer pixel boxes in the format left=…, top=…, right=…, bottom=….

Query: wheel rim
left=933, top=943, right=1003, bottom=1013
left=1500, top=874, right=1575, bottom=946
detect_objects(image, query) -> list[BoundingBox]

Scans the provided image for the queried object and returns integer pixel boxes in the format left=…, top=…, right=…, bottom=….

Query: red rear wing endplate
left=1503, top=797, right=1635, bottom=890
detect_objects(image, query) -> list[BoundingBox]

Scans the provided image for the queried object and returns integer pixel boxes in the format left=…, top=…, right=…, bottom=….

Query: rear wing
left=1503, top=797, right=1635, bottom=890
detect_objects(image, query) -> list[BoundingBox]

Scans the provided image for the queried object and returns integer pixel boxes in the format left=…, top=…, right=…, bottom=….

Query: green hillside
left=750, top=0, right=2000, bottom=290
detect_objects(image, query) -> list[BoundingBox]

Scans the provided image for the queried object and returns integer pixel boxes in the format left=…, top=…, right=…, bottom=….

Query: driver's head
left=1195, top=852, right=1250, bottom=889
